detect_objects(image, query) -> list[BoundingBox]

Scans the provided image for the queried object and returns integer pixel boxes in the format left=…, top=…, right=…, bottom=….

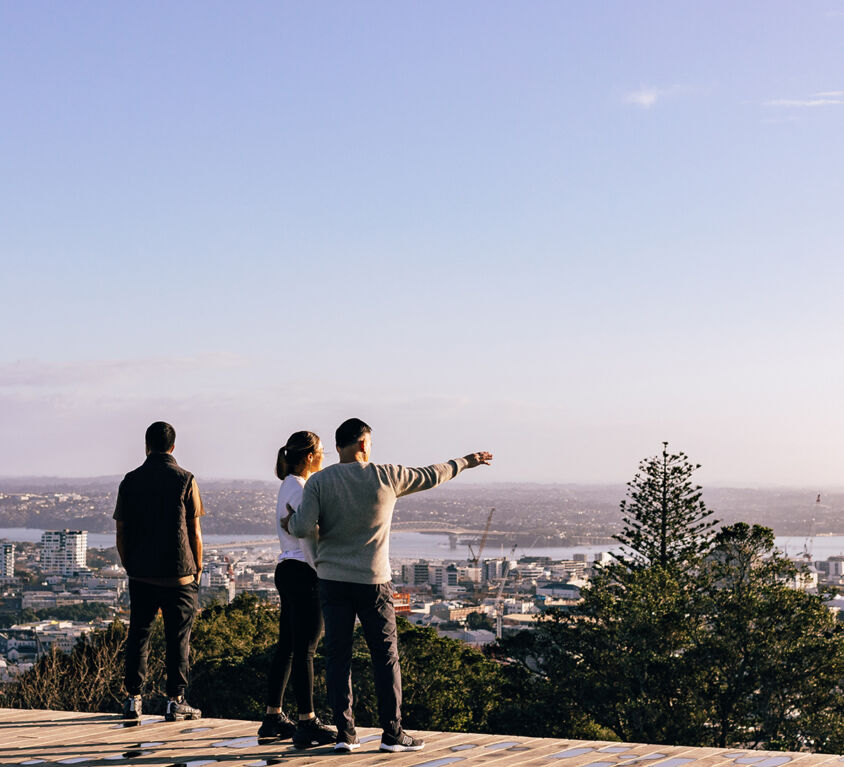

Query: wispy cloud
left=623, top=86, right=663, bottom=109
left=763, top=90, right=844, bottom=108
left=0, top=354, right=247, bottom=390
left=622, top=84, right=699, bottom=109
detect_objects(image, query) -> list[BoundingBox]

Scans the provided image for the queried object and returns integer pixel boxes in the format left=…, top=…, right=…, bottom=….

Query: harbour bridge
left=390, top=521, right=510, bottom=548
left=207, top=522, right=510, bottom=551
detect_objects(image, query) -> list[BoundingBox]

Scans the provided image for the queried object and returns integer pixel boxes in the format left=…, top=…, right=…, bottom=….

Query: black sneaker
left=334, top=731, right=361, bottom=752
left=293, top=716, right=337, bottom=748
left=122, top=695, right=142, bottom=720
left=258, top=711, right=297, bottom=742
left=165, top=697, right=202, bottom=721
left=380, top=730, right=425, bottom=752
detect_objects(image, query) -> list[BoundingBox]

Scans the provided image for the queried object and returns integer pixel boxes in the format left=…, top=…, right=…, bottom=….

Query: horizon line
left=0, top=474, right=842, bottom=493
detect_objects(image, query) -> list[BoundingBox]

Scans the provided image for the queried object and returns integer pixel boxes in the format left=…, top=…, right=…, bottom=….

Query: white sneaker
left=334, top=738, right=361, bottom=752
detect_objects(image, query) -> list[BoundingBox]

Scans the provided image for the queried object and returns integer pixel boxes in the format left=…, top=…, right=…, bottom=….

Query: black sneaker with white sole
left=122, top=695, right=142, bottom=720
left=165, top=697, right=202, bottom=721
left=380, top=730, right=425, bottom=752
left=292, top=716, right=337, bottom=748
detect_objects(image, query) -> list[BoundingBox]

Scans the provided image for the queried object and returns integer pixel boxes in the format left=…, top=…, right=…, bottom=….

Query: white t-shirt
left=275, top=474, right=317, bottom=570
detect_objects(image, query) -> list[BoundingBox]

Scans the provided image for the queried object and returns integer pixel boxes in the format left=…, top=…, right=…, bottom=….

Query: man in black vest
left=114, top=421, right=204, bottom=721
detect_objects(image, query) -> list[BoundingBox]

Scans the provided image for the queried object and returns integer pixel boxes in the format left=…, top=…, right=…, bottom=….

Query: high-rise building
left=0, top=543, right=15, bottom=577
left=40, top=530, right=87, bottom=575
left=401, top=560, right=430, bottom=586
left=429, top=564, right=458, bottom=590
left=482, top=558, right=511, bottom=583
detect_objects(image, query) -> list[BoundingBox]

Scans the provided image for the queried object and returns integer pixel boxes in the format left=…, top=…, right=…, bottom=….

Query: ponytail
left=275, top=446, right=289, bottom=480
left=275, top=431, right=320, bottom=480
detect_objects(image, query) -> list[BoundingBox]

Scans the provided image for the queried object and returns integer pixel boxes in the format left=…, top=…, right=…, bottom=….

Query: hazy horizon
left=2, top=3, right=843, bottom=486
left=2, top=473, right=842, bottom=494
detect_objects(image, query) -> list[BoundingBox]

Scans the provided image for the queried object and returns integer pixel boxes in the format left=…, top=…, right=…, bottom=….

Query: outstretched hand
left=464, top=451, right=493, bottom=468
left=280, top=501, right=296, bottom=533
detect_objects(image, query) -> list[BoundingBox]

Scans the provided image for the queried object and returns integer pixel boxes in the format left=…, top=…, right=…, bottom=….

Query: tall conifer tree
left=613, top=442, right=717, bottom=570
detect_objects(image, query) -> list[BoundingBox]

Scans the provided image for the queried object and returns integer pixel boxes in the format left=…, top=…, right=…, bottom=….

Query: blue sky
left=1, top=2, right=843, bottom=485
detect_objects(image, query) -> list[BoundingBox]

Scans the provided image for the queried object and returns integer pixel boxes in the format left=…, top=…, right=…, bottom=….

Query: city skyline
left=2, top=3, right=843, bottom=486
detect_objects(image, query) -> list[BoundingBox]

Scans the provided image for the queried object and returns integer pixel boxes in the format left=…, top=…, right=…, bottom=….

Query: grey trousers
left=319, top=579, right=402, bottom=738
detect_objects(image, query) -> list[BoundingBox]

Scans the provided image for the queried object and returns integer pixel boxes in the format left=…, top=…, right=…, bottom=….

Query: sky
left=1, top=1, right=843, bottom=486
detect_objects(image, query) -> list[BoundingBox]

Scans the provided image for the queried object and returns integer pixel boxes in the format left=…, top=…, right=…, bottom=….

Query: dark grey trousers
left=319, top=579, right=402, bottom=738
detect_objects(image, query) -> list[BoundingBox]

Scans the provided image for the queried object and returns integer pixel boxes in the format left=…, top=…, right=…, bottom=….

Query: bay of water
left=3, top=527, right=843, bottom=562
left=0, top=528, right=272, bottom=549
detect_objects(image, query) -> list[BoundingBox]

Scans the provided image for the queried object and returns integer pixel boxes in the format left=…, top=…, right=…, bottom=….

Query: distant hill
left=0, top=478, right=838, bottom=538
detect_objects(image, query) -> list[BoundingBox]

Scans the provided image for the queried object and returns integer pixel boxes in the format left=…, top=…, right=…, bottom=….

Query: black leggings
left=266, top=559, right=323, bottom=712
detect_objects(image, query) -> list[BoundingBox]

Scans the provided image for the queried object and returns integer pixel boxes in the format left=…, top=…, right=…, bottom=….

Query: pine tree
left=613, top=442, right=717, bottom=570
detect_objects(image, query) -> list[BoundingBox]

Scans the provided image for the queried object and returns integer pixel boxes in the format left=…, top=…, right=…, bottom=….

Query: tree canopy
left=493, top=455, right=844, bottom=749
left=0, top=594, right=524, bottom=734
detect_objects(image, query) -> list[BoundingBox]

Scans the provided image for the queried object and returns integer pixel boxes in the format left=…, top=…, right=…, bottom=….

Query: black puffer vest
left=118, top=453, right=197, bottom=578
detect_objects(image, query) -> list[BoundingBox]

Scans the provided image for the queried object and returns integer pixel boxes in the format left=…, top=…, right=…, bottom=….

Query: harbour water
left=2, top=528, right=842, bottom=562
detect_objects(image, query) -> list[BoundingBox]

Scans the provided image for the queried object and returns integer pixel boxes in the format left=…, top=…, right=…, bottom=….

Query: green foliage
left=0, top=593, right=526, bottom=734
left=487, top=624, right=616, bottom=740
left=0, top=621, right=127, bottom=712
left=0, top=602, right=113, bottom=628
left=689, top=523, right=844, bottom=750
left=397, top=621, right=504, bottom=731
left=496, top=518, right=844, bottom=749
left=188, top=593, right=280, bottom=719
left=614, top=442, right=717, bottom=570
left=36, top=603, right=114, bottom=622
left=495, top=565, right=704, bottom=744
left=466, top=611, right=494, bottom=631
left=437, top=620, right=463, bottom=631
left=86, top=546, right=121, bottom=569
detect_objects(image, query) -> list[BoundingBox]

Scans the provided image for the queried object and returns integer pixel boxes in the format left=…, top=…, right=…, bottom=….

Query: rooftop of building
left=2, top=708, right=842, bottom=767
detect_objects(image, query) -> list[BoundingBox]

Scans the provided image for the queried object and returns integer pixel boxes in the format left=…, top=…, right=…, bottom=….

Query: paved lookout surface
left=1, top=708, right=843, bottom=767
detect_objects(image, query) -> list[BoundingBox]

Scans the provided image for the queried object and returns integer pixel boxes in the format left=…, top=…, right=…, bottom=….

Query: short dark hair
left=145, top=421, right=176, bottom=453
left=335, top=418, right=371, bottom=449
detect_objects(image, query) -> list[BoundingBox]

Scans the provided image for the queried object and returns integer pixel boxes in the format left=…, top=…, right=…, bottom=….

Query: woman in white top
left=258, top=431, right=335, bottom=747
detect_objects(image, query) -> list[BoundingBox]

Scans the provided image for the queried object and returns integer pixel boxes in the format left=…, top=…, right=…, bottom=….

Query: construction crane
left=493, top=544, right=518, bottom=639
left=802, top=493, right=821, bottom=563
left=467, top=507, right=495, bottom=568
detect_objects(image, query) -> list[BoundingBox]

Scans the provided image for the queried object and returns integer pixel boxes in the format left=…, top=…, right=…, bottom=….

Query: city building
left=429, top=564, right=458, bottom=592
left=401, top=561, right=431, bottom=586
left=513, top=562, right=546, bottom=580
left=437, top=628, right=496, bottom=647
left=429, top=601, right=478, bottom=623
left=547, top=560, right=588, bottom=580
left=40, top=530, right=87, bottom=575
left=200, top=562, right=235, bottom=602
left=0, top=543, right=15, bottom=578
left=536, top=581, right=582, bottom=600
left=393, top=592, right=411, bottom=615
left=482, top=558, right=511, bottom=584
